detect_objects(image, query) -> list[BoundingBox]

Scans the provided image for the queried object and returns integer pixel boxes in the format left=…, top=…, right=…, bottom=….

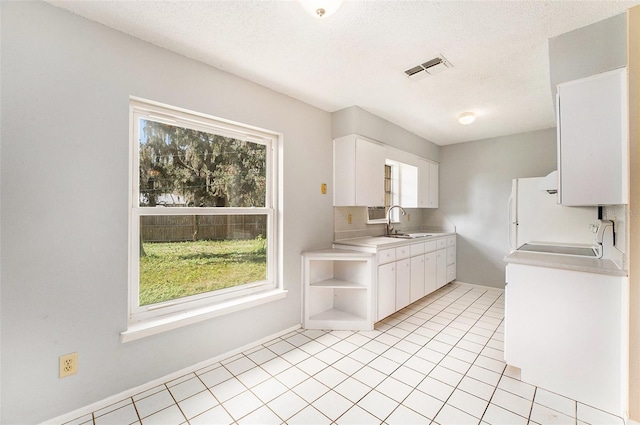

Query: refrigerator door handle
left=508, top=195, right=515, bottom=250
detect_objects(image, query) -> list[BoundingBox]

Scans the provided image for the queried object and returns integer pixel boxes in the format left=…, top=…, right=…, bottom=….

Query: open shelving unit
left=302, top=249, right=375, bottom=331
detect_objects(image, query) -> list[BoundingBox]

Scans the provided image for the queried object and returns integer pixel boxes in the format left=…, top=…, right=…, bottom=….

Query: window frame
left=367, top=163, right=397, bottom=224
left=128, top=98, right=280, bottom=326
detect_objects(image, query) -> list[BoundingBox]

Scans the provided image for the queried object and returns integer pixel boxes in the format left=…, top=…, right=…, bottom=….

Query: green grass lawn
left=139, top=238, right=267, bottom=306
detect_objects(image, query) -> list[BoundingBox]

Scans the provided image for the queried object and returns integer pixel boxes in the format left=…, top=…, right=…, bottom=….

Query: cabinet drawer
left=436, top=238, right=447, bottom=250
left=378, top=248, right=396, bottom=265
left=447, top=235, right=456, bottom=247
left=410, top=242, right=425, bottom=256
left=424, top=240, right=437, bottom=253
left=395, top=245, right=411, bottom=260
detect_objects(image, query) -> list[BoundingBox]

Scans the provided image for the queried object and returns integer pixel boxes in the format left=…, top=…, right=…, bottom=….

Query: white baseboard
left=451, top=280, right=505, bottom=292
left=41, top=324, right=302, bottom=425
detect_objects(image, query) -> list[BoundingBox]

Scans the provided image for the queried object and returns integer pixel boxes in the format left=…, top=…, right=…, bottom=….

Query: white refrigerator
left=508, top=177, right=598, bottom=250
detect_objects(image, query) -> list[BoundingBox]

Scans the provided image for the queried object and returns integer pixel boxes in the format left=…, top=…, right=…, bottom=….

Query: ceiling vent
left=404, top=55, right=452, bottom=80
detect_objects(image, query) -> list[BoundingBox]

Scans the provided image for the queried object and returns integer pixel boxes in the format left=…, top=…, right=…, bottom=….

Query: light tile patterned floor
left=62, top=282, right=625, bottom=425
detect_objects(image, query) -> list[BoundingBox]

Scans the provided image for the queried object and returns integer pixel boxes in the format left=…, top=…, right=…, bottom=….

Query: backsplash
left=334, top=207, right=455, bottom=241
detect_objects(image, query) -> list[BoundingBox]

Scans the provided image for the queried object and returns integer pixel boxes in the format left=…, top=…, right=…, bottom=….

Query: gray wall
left=549, top=13, right=627, bottom=104
left=439, top=128, right=557, bottom=288
left=332, top=106, right=440, bottom=162
left=0, top=2, right=333, bottom=423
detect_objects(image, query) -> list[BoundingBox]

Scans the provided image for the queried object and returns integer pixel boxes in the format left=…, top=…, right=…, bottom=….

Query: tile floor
left=61, top=283, right=625, bottom=425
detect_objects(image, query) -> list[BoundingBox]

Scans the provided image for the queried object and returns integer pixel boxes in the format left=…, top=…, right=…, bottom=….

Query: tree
left=138, top=119, right=266, bottom=208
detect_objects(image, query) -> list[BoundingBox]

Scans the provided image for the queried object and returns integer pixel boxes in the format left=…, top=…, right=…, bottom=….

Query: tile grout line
left=418, top=290, right=506, bottom=423
left=296, top=283, right=478, bottom=423
left=64, top=280, right=625, bottom=425
left=371, top=285, right=501, bottom=423
left=73, top=284, right=499, bottom=425
left=371, top=285, right=494, bottom=421
left=316, top=284, right=480, bottom=422
left=163, top=381, right=188, bottom=424
left=172, top=284, right=498, bottom=424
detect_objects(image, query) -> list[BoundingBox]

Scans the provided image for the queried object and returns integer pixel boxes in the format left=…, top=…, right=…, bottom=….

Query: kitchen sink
left=386, top=232, right=433, bottom=239
left=517, top=243, right=597, bottom=257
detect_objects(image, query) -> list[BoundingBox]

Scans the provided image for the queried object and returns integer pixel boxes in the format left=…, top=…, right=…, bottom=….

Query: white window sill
left=120, top=289, right=288, bottom=343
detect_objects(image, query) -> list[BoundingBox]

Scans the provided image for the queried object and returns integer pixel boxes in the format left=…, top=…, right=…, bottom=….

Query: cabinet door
left=355, top=138, right=386, bottom=206
left=425, top=251, right=437, bottom=295
left=396, top=258, right=411, bottom=310
left=418, top=159, right=430, bottom=208
left=447, top=246, right=456, bottom=266
left=428, top=162, right=439, bottom=208
left=557, top=68, right=627, bottom=205
left=377, top=262, right=396, bottom=321
left=418, top=159, right=439, bottom=208
left=410, top=255, right=425, bottom=303
left=333, top=137, right=356, bottom=206
left=446, top=264, right=456, bottom=283
left=436, top=249, right=447, bottom=288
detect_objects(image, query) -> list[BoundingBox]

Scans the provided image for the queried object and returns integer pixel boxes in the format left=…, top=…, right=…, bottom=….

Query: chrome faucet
left=386, top=205, right=407, bottom=235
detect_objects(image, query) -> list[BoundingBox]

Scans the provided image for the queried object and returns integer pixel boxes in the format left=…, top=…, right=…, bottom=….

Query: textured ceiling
left=48, top=0, right=639, bottom=145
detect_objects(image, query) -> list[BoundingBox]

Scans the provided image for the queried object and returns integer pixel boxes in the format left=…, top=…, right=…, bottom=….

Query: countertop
left=504, top=250, right=627, bottom=277
left=333, top=232, right=456, bottom=249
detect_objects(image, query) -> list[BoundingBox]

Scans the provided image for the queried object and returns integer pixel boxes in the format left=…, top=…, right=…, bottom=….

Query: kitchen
left=1, top=1, right=640, bottom=424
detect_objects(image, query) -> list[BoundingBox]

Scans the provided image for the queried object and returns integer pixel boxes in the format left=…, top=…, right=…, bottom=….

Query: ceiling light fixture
left=298, top=0, right=344, bottom=18
left=458, top=112, right=476, bottom=125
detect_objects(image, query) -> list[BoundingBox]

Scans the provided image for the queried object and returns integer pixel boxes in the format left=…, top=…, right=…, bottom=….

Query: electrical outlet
left=321, top=183, right=327, bottom=195
left=347, top=213, right=352, bottom=224
left=59, top=352, right=78, bottom=378
left=407, top=214, right=411, bottom=222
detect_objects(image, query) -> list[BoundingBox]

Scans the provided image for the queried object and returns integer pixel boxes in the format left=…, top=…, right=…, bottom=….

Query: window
left=384, top=164, right=393, bottom=209
left=128, top=98, right=279, bottom=328
left=367, top=164, right=394, bottom=224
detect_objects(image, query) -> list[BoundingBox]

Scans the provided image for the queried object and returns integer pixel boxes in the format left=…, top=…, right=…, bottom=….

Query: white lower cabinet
left=505, top=263, right=627, bottom=416
left=303, top=249, right=375, bottom=331
left=332, top=234, right=456, bottom=324
left=379, top=236, right=456, bottom=321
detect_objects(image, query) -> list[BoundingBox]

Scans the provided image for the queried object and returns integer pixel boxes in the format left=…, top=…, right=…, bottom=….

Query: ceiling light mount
left=298, top=0, right=344, bottom=19
left=458, top=112, right=476, bottom=125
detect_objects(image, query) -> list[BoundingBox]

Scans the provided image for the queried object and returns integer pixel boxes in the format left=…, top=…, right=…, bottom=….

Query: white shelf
left=309, top=279, right=367, bottom=289
left=309, top=308, right=366, bottom=322
left=302, top=249, right=374, bottom=331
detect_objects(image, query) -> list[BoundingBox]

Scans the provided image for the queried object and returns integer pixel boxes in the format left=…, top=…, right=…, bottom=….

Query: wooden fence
left=141, top=215, right=267, bottom=242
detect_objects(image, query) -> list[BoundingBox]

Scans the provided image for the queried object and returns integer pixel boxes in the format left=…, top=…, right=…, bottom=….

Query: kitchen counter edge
left=504, top=250, right=627, bottom=277
left=333, top=232, right=456, bottom=249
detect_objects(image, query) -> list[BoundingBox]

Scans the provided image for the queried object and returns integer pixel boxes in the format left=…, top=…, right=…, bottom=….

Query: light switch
left=321, top=183, right=327, bottom=195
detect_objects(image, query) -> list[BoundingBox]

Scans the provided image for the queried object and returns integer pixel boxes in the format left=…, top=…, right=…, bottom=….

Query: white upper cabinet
left=557, top=67, right=628, bottom=206
left=334, top=134, right=439, bottom=208
left=334, top=135, right=386, bottom=206
left=418, top=159, right=439, bottom=208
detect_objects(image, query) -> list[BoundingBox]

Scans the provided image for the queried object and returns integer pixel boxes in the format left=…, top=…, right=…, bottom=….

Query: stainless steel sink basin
left=517, top=243, right=597, bottom=257
left=385, top=232, right=433, bottom=239
left=408, top=232, right=433, bottom=238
